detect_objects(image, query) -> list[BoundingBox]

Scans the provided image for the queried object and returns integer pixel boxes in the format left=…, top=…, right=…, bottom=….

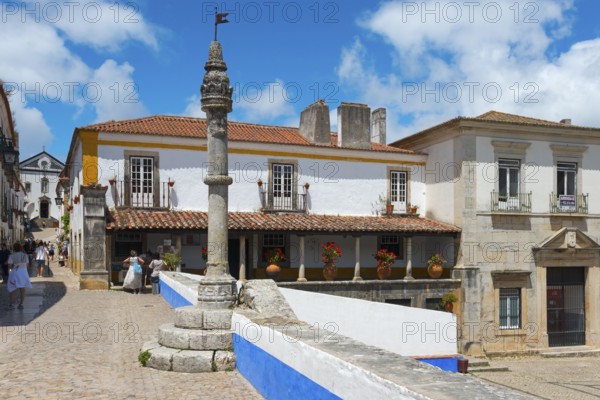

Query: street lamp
left=55, top=197, right=64, bottom=205
left=0, top=136, right=19, bottom=166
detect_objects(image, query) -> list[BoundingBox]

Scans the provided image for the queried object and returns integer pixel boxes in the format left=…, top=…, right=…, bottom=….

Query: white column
left=176, top=235, right=182, bottom=272
left=239, top=235, right=246, bottom=281
left=353, top=236, right=362, bottom=281
left=404, top=236, right=414, bottom=280
left=297, top=235, right=307, bottom=282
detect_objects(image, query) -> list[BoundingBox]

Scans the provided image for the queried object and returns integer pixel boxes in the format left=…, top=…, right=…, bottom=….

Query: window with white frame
left=499, top=288, right=521, bottom=329
left=379, top=235, right=404, bottom=259
left=261, top=233, right=286, bottom=264
left=389, top=171, right=407, bottom=212
left=271, top=163, right=293, bottom=209
left=130, top=156, right=154, bottom=206
left=498, top=159, right=520, bottom=210
left=557, top=162, right=577, bottom=196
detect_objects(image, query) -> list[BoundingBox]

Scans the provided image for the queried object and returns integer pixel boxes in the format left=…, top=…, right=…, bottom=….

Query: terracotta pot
left=323, top=264, right=337, bottom=281
left=265, top=264, right=281, bottom=281
left=427, top=263, right=443, bottom=279
left=377, top=267, right=391, bottom=280
left=410, top=206, right=418, bottom=214
left=444, top=301, right=454, bottom=312
left=385, top=204, right=394, bottom=215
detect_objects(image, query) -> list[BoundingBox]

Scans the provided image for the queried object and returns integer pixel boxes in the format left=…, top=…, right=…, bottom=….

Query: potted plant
left=264, top=247, right=286, bottom=281
left=409, top=203, right=419, bottom=214
left=374, top=249, right=396, bottom=280
left=385, top=198, right=394, bottom=216
left=321, top=242, right=342, bottom=281
left=427, top=253, right=447, bottom=279
left=163, top=252, right=182, bottom=271
left=441, top=292, right=458, bottom=312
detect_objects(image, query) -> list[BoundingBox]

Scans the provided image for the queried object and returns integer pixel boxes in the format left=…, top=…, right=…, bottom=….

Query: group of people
left=2, top=240, right=64, bottom=310
left=122, top=250, right=166, bottom=294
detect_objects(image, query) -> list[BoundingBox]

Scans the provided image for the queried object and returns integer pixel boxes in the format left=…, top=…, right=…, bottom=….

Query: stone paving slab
left=0, top=263, right=262, bottom=399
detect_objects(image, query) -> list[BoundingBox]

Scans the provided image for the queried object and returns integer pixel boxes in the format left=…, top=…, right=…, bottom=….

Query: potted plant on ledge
left=374, top=249, right=396, bottom=280
left=321, top=242, right=342, bottom=281
left=265, top=247, right=286, bottom=281
left=427, top=253, right=447, bottom=279
left=441, top=292, right=458, bottom=312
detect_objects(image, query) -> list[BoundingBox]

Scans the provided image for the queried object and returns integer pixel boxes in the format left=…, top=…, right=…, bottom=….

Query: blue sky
left=2, top=0, right=600, bottom=161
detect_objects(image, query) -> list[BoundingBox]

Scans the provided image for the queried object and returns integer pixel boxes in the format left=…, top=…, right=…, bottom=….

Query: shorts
left=36, top=260, right=45, bottom=267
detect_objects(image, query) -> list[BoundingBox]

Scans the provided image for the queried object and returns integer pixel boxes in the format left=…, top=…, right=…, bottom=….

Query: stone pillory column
left=199, top=40, right=236, bottom=309
left=141, top=41, right=237, bottom=373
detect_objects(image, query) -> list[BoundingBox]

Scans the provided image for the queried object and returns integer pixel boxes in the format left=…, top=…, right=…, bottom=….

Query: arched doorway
left=40, top=199, right=50, bottom=219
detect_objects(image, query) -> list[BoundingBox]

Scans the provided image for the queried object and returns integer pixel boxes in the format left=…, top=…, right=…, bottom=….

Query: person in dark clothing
left=0, top=242, right=10, bottom=284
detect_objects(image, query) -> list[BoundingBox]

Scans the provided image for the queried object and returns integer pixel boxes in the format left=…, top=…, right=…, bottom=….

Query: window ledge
left=497, top=328, right=527, bottom=336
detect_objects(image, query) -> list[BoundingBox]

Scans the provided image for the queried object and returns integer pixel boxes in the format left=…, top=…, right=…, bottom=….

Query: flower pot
left=385, top=204, right=394, bottom=215
left=444, top=301, right=454, bottom=312
left=410, top=206, right=418, bottom=214
left=266, top=264, right=281, bottom=281
left=323, top=264, right=337, bottom=281
left=377, top=267, right=391, bottom=280
left=427, top=263, right=443, bottom=279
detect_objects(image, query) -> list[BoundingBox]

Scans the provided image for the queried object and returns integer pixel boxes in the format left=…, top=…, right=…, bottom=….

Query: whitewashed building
left=60, top=101, right=459, bottom=288
left=0, top=83, right=26, bottom=244
left=20, top=151, right=64, bottom=227
left=393, top=111, right=600, bottom=354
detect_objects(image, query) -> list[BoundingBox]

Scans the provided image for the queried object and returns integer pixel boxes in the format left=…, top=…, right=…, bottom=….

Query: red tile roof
left=474, top=111, right=569, bottom=127
left=80, top=115, right=415, bottom=154
left=107, top=209, right=460, bottom=234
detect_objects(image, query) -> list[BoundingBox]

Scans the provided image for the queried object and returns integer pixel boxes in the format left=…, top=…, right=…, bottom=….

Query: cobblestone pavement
left=472, top=356, right=600, bottom=399
left=0, top=262, right=263, bottom=400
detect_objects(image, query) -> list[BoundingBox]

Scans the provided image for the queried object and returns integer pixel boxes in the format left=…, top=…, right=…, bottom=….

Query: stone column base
left=79, top=271, right=109, bottom=290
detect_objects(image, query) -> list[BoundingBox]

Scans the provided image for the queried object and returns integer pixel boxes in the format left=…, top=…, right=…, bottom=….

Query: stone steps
left=540, top=348, right=600, bottom=358
left=158, top=323, right=233, bottom=350
left=141, top=340, right=235, bottom=373
left=465, top=357, right=510, bottom=373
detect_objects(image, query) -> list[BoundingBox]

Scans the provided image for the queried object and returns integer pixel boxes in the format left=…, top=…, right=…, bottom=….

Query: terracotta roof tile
left=80, top=115, right=415, bottom=154
left=107, top=209, right=460, bottom=234
left=474, top=111, right=568, bottom=127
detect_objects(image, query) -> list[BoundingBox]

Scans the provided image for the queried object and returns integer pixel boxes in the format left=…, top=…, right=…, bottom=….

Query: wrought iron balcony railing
left=260, top=184, right=307, bottom=213
left=491, top=191, right=532, bottom=213
left=550, top=193, right=588, bottom=214
left=112, top=180, right=172, bottom=209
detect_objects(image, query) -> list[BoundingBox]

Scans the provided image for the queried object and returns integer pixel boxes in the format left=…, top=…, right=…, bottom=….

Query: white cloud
left=234, top=79, right=296, bottom=122
left=182, top=95, right=205, bottom=118
left=8, top=93, right=53, bottom=156
left=89, top=60, right=147, bottom=122
left=340, top=0, right=600, bottom=140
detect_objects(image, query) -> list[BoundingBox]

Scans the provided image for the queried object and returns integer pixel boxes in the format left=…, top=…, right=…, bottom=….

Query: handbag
left=133, top=260, right=142, bottom=275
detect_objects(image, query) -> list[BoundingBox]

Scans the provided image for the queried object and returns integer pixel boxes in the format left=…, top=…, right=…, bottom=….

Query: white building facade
left=61, top=101, right=459, bottom=288
left=20, top=151, right=64, bottom=227
left=394, top=111, right=600, bottom=354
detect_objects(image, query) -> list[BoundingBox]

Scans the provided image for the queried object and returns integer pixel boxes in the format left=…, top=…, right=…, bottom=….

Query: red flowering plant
left=264, top=248, right=286, bottom=265
left=427, top=253, right=447, bottom=267
left=321, top=242, right=342, bottom=265
left=201, top=246, right=208, bottom=262
left=374, top=249, right=396, bottom=270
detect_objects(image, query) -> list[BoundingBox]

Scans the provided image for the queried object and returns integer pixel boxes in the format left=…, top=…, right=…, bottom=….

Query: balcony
left=550, top=193, right=588, bottom=214
left=260, top=185, right=307, bottom=213
left=491, top=192, right=531, bottom=213
left=112, top=180, right=172, bottom=209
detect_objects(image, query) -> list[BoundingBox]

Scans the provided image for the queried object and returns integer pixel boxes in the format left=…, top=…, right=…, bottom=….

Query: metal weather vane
left=214, top=9, right=230, bottom=41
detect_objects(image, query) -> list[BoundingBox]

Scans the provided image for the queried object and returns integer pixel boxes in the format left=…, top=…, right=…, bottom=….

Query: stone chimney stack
left=560, top=118, right=572, bottom=125
left=337, top=102, right=371, bottom=149
left=298, top=100, right=331, bottom=145
left=371, top=108, right=386, bottom=144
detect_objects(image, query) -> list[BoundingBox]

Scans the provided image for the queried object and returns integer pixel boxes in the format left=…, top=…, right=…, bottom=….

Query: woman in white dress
left=122, top=250, right=144, bottom=294
left=7, top=242, right=33, bottom=310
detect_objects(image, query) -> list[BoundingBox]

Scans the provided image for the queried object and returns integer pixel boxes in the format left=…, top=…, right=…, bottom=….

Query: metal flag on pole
left=214, top=10, right=230, bottom=41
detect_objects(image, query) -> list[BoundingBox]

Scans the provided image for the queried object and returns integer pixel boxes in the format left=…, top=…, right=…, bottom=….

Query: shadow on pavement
left=0, top=281, right=67, bottom=327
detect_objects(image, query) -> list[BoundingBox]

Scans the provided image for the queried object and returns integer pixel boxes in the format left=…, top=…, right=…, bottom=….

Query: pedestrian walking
left=6, top=242, right=33, bottom=310
left=34, top=241, right=48, bottom=277
left=0, top=243, right=9, bottom=284
left=48, top=243, right=55, bottom=261
left=122, top=250, right=144, bottom=294
left=148, top=253, right=166, bottom=294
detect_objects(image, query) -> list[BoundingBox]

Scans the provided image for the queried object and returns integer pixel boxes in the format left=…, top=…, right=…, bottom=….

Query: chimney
left=337, top=102, right=371, bottom=149
left=371, top=108, right=386, bottom=144
left=560, top=118, right=572, bottom=125
left=298, top=99, right=331, bottom=145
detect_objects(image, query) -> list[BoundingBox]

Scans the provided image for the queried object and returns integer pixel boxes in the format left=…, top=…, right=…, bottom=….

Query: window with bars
left=499, top=288, right=521, bottom=329
left=379, top=235, right=403, bottom=259
left=115, top=232, right=143, bottom=258
left=261, top=233, right=286, bottom=264
left=389, top=171, right=407, bottom=213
